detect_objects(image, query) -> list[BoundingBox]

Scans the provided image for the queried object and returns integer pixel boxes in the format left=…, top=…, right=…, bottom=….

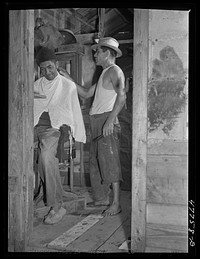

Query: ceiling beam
left=64, top=8, right=96, bottom=31
left=116, top=8, right=133, bottom=23
left=98, top=8, right=106, bottom=38
left=118, top=39, right=133, bottom=44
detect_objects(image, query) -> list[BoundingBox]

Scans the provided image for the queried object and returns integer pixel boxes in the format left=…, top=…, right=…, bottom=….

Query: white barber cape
left=34, top=73, right=86, bottom=143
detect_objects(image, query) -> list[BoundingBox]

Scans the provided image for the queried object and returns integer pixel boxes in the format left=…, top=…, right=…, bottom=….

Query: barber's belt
left=93, top=134, right=104, bottom=142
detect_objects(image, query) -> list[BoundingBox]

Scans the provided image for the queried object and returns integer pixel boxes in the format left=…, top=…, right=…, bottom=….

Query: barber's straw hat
left=91, top=37, right=122, bottom=57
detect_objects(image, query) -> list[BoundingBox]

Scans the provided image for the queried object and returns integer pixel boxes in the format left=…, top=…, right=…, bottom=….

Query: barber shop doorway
left=8, top=6, right=154, bottom=253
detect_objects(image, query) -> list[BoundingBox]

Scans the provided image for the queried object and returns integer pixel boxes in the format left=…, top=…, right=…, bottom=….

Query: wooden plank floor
left=28, top=187, right=188, bottom=253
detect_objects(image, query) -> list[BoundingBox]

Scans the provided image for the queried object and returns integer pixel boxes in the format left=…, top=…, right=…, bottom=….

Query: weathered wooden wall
left=147, top=140, right=187, bottom=205
left=148, top=9, right=188, bottom=140
left=8, top=10, right=34, bottom=251
left=146, top=9, right=189, bottom=251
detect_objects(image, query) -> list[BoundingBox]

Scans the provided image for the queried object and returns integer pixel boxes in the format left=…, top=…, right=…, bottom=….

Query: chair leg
left=70, top=159, right=74, bottom=192
left=80, top=142, right=84, bottom=186
left=34, top=176, right=42, bottom=200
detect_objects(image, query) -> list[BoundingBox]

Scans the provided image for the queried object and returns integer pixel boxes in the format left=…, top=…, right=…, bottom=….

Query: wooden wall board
left=148, top=139, right=188, bottom=156
left=145, top=246, right=186, bottom=253
left=147, top=155, right=188, bottom=179
left=147, top=176, right=187, bottom=205
left=146, top=203, right=188, bottom=226
left=147, top=223, right=188, bottom=236
left=146, top=223, right=188, bottom=252
left=147, top=154, right=188, bottom=205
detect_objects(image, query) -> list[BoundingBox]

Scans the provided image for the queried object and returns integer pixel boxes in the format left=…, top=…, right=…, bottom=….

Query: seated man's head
left=35, top=47, right=58, bottom=81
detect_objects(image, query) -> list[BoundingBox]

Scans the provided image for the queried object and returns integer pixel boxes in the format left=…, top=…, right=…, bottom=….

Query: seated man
left=34, top=47, right=86, bottom=224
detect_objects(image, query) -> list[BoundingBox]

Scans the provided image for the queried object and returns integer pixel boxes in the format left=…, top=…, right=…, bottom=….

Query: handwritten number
left=188, top=228, right=195, bottom=234
left=189, top=207, right=194, bottom=213
left=189, top=200, right=195, bottom=207
left=189, top=237, right=195, bottom=247
left=189, top=213, right=194, bottom=220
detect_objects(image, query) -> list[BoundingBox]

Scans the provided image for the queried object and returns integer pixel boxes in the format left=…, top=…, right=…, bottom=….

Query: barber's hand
left=58, top=68, right=73, bottom=81
left=58, top=67, right=67, bottom=75
left=103, top=120, right=114, bottom=137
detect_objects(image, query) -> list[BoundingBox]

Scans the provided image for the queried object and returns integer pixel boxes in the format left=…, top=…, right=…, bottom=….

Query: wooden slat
left=59, top=191, right=131, bottom=252
left=146, top=203, right=188, bottom=226
left=75, top=33, right=95, bottom=44
left=57, top=43, right=84, bottom=54
left=48, top=214, right=104, bottom=250
left=147, top=154, right=188, bottom=205
left=147, top=223, right=188, bottom=235
left=147, top=176, right=188, bottom=205
left=146, top=223, right=188, bottom=252
left=145, top=246, right=185, bottom=253
left=147, top=155, right=188, bottom=178
left=118, top=39, right=133, bottom=44
left=30, top=214, right=86, bottom=247
left=64, top=211, right=130, bottom=252
left=148, top=139, right=188, bottom=155
left=97, top=217, right=131, bottom=253
left=131, top=9, right=149, bottom=252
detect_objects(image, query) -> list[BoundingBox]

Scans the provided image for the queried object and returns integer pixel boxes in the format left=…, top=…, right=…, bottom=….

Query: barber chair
left=56, top=124, right=76, bottom=189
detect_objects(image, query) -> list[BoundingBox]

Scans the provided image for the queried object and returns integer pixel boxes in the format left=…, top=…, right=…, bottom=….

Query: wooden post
left=77, top=53, right=85, bottom=186
left=58, top=9, right=65, bottom=29
left=99, top=8, right=105, bottom=38
left=8, top=10, right=34, bottom=252
left=131, top=9, right=149, bottom=252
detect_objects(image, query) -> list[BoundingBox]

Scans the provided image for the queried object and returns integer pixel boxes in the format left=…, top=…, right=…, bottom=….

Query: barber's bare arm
left=103, top=68, right=126, bottom=137
left=59, top=67, right=96, bottom=99
left=76, top=83, right=96, bottom=99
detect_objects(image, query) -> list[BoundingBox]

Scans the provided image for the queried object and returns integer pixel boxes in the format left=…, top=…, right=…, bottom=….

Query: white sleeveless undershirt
left=90, top=64, right=121, bottom=115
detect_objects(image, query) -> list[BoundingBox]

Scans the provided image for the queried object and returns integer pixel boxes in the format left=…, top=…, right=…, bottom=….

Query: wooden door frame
left=8, top=10, right=34, bottom=252
left=131, top=9, right=149, bottom=252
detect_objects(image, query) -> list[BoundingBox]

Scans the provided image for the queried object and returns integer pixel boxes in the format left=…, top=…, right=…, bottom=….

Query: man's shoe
left=34, top=192, right=44, bottom=208
left=43, top=207, right=66, bottom=225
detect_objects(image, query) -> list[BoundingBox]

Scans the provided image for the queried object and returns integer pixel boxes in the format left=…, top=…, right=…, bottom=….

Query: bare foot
left=94, top=199, right=110, bottom=206
left=102, top=203, right=121, bottom=216
left=87, top=197, right=110, bottom=207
